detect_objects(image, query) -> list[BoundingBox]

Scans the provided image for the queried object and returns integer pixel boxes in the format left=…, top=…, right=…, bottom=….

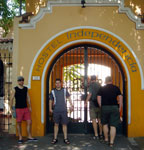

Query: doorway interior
left=46, top=44, right=127, bottom=135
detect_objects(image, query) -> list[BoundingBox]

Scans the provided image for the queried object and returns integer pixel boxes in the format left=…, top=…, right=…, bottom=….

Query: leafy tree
left=0, top=0, right=25, bottom=37
left=64, top=64, right=84, bottom=91
left=13, top=0, right=26, bottom=16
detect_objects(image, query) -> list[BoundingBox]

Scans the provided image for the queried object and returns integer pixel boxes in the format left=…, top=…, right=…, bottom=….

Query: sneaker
left=18, top=140, right=23, bottom=144
left=27, top=138, right=38, bottom=142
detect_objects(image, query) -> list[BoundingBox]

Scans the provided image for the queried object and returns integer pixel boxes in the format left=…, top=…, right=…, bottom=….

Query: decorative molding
left=118, top=1, right=144, bottom=30
left=19, top=0, right=144, bottom=29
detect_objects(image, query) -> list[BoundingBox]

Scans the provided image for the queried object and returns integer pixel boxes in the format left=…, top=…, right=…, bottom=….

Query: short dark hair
left=17, top=76, right=24, bottom=81
left=91, top=75, right=96, bottom=81
left=55, top=78, right=61, bottom=82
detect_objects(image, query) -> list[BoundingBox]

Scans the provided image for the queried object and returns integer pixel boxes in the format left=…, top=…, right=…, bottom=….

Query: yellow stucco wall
left=12, top=6, right=144, bottom=137
left=26, top=0, right=144, bottom=16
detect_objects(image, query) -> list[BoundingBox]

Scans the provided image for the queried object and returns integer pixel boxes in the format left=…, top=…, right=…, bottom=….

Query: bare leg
left=98, top=119, right=103, bottom=136
left=62, top=124, right=67, bottom=139
left=103, top=124, right=109, bottom=141
left=92, top=119, right=98, bottom=136
left=26, top=120, right=32, bottom=139
left=17, top=122, right=22, bottom=140
left=54, top=123, right=59, bottom=139
left=110, top=126, right=116, bottom=144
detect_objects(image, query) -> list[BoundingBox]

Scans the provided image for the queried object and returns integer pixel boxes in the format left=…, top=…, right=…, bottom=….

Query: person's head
left=17, top=76, right=24, bottom=86
left=91, top=75, right=96, bottom=82
left=55, top=78, right=62, bottom=89
left=105, top=76, right=112, bottom=84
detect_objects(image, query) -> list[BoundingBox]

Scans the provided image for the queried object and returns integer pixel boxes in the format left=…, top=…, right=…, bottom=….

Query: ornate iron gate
left=47, top=45, right=125, bottom=134
left=0, top=52, right=12, bottom=134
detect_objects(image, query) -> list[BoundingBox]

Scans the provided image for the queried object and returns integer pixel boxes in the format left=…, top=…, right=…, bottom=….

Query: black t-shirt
left=97, top=84, right=121, bottom=106
left=15, top=86, right=28, bottom=108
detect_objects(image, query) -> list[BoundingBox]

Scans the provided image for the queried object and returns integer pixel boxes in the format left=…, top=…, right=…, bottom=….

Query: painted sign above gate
left=33, top=28, right=138, bottom=76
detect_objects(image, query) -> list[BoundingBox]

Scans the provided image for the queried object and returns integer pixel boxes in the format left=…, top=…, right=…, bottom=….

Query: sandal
left=51, top=139, right=58, bottom=144
left=99, top=135, right=103, bottom=140
left=64, top=139, right=70, bottom=144
left=101, top=139, right=109, bottom=145
left=93, top=136, right=99, bottom=140
left=109, top=143, right=114, bottom=148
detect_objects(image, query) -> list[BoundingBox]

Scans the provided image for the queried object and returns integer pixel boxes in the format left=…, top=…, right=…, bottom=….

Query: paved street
left=0, top=134, right=144, bottom=150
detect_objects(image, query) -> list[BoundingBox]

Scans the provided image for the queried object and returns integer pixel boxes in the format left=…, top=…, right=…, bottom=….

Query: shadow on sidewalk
left=0, top=134, right=143, bottom=150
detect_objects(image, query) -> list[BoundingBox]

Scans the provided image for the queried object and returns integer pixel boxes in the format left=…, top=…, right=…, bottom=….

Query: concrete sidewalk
left=0, top=134, right=144, bottom=150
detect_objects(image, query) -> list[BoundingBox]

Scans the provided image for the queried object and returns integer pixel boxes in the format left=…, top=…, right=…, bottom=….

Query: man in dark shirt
left=97, top=76, right=123, bottom=147
left=49, top=79, right=73, bottom=144
left=10, top=76, right=37, bottom=144
left=85, top=75, right=102, bottom=140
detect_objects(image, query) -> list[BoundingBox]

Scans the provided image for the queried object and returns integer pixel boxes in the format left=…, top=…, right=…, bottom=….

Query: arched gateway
left=28, top=27, right=142, bottom=136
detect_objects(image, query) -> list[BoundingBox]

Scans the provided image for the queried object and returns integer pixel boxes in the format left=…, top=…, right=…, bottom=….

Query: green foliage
left=0, top=0, right=26, bottom=37
left=64, top=64, right=84, bottom=91
left=0, top=0, right=13, bottom=37
left=64, top=65, right=84, bottom=81
left=13, top=0, right=26, bottom=15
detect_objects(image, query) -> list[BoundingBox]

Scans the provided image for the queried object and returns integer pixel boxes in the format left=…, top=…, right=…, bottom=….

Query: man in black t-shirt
left=10, top=76, right=37, bottom=144
left=97, top=76, right=123, bottom=148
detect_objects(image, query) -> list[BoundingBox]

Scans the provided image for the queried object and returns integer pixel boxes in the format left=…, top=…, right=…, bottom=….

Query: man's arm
left=86, top=93, right=92, bottom=103
left=85, top=93, right=92, bottom=107
left=67, top=96, right=73, bottom=107
left=49, top=100, right=53, bottom=113
left=117, top=95, right=123, bottom=113
left=27, top=92, right=32, bottom=112
left=67, top=96, right=74, bottom=112
left=10, top=89, right=15, bottom=112
left=97, top=96, right=102, bottom=108
left=117, top=95, right=123, bottom=121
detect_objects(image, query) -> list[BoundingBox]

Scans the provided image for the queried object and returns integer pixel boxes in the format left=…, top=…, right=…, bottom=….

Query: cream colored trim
left=27, top=26, right=143, bottom=125
left=19, top=0, right=144, bottom=29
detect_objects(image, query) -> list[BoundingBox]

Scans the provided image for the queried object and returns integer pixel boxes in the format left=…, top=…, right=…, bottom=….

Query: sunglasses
left=18, top=79, right=24, bottom=81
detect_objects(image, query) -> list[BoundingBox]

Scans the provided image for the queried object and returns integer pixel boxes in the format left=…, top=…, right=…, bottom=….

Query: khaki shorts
left=90, top=107, right=101, bottom=120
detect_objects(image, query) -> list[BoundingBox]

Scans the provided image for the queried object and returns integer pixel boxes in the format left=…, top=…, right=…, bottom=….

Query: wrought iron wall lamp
left=81, top=0, right=86, bottom=8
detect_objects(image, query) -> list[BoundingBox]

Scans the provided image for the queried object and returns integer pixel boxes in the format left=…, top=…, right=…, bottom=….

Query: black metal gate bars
left=47, top=45, right=124, bottom=134
left=0, top=51, right=12, bottom=134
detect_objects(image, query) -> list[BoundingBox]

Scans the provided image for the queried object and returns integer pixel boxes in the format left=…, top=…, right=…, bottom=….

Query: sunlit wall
left=26, top=0, right=144, bottom=16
